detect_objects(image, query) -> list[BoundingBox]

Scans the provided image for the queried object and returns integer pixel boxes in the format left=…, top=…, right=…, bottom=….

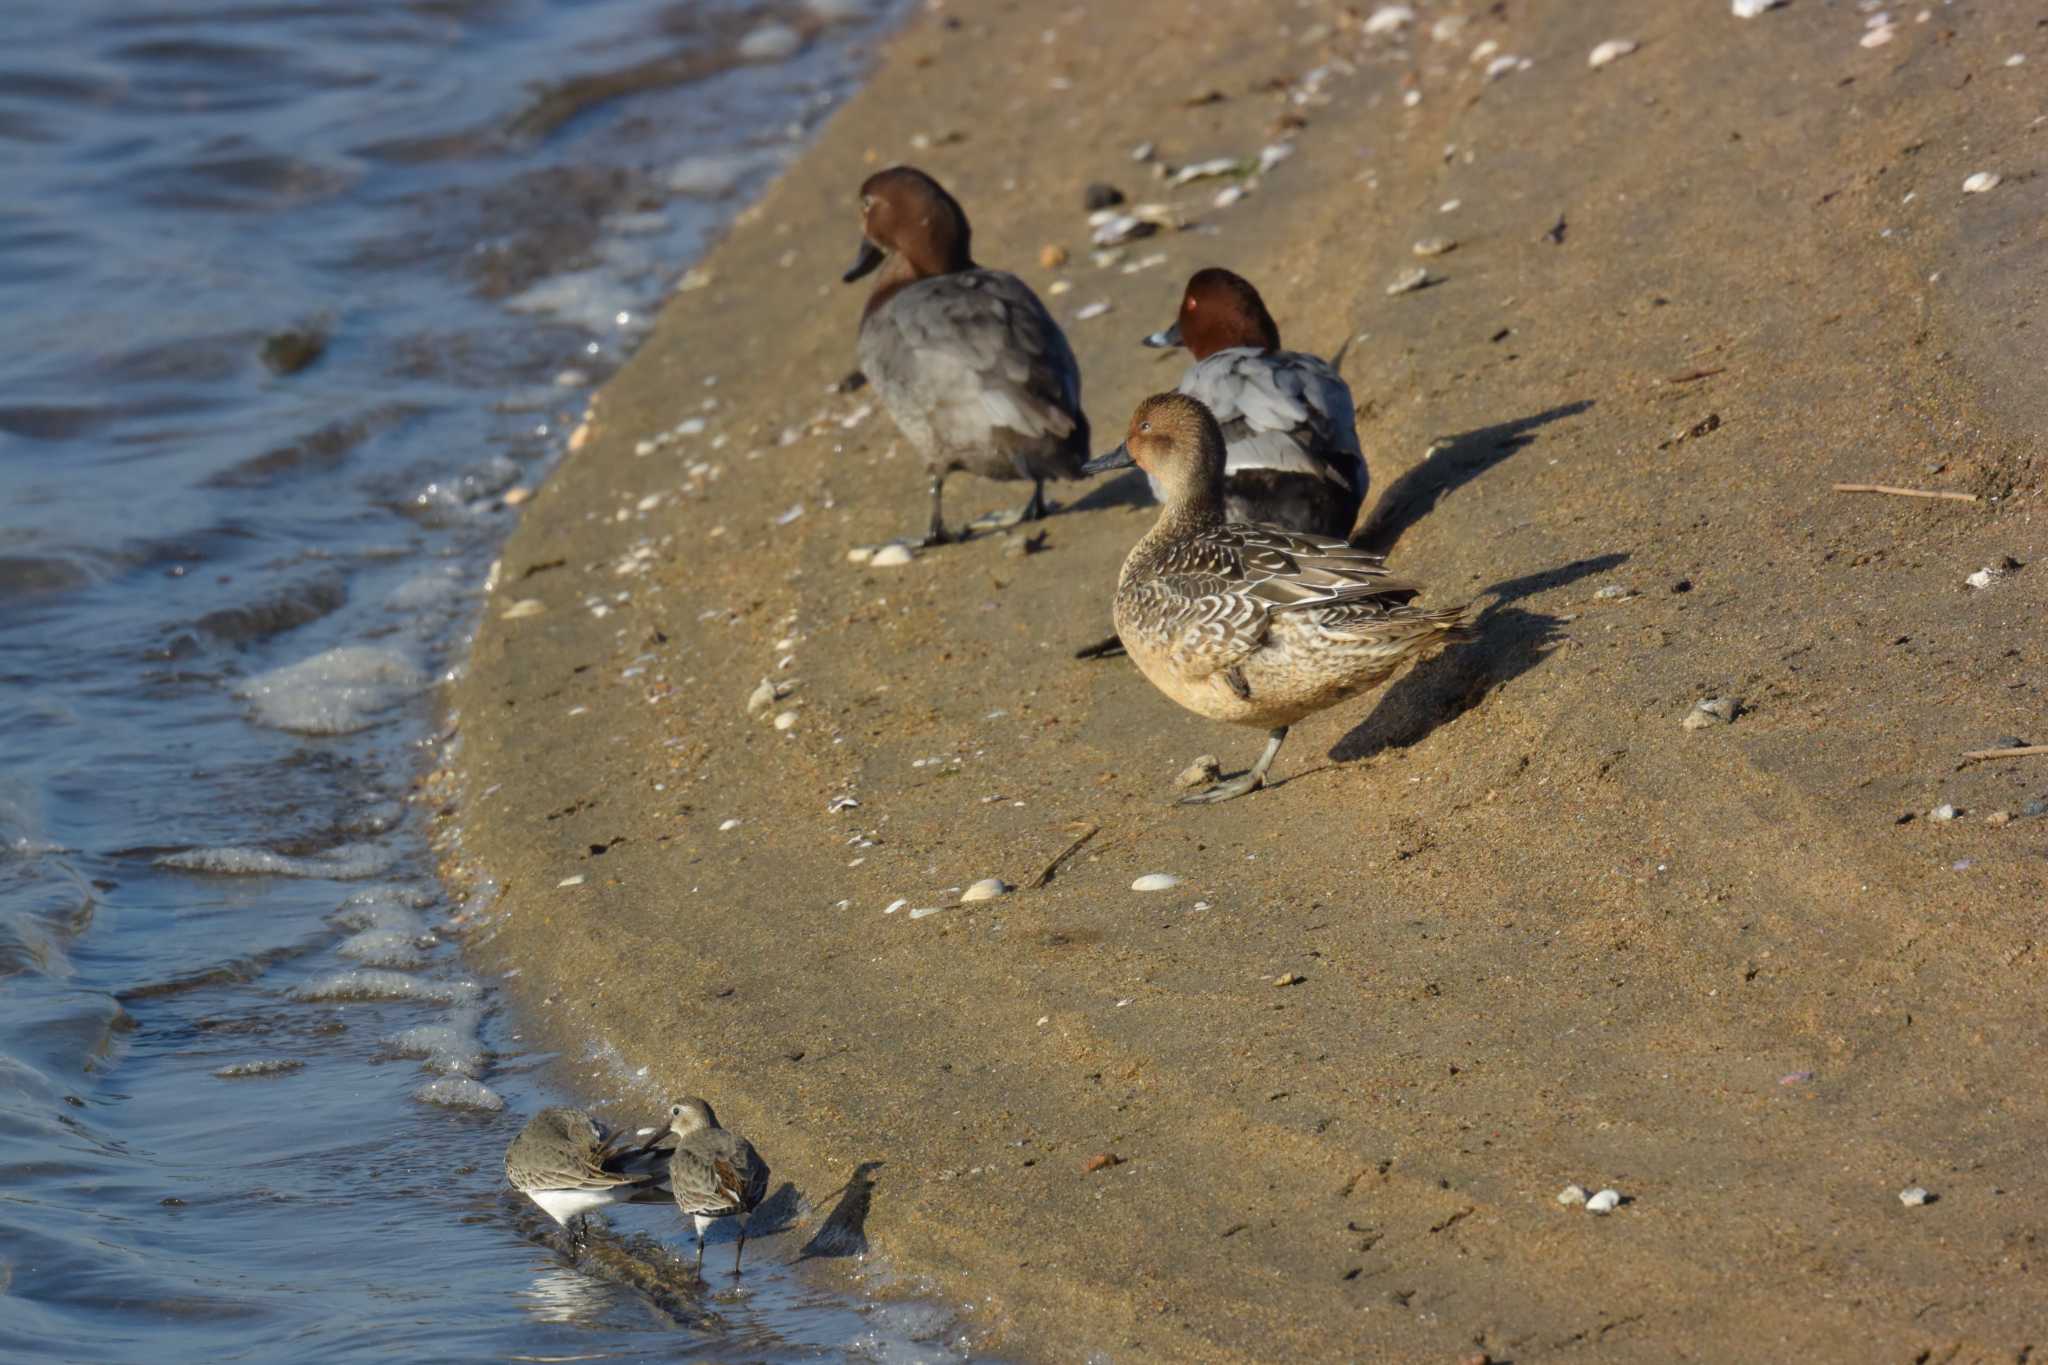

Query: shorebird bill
left=1081, top=444, right=1135, bottom=475
left=1141, top=320, right=1182, bottom=349
left=842, top=239, right=885, bottom=283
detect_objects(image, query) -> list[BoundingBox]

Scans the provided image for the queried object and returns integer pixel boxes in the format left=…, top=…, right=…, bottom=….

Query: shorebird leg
left=920, top=473, right=953, bottom=546
left=692, top=1214, right=710, bottom=1272
left=733, top=1213, right=751, bottom=1276
left=1181, top=727, right=1288, bottom=805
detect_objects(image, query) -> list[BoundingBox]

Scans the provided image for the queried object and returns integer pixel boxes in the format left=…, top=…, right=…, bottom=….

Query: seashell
left=1131, top=873, right=1182, bottom=892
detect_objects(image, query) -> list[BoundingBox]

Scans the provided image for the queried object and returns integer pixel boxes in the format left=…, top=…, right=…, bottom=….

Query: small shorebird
left=1142, top=267, right=1367, bottom=540
left=843, top=165, right=1090, bottom=545
left=1084, top=393, right=1473, bottom=804
left=504, top=1106, right=673, bottom=1236
left=661, top=1096, right=771, bottom=1275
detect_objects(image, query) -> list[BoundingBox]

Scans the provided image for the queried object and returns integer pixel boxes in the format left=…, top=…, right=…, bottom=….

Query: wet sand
left=445, top=1, right=2048, bottom=1358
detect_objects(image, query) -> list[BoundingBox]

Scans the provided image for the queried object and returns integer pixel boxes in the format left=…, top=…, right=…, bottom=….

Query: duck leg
left=1073, top=629, right=1125, bottom=660
left=1180, top=727, right=1288, bottom=805
left=920, top=472, right=953, bottom=546
left=1017, top=478, right=1048, bottom=523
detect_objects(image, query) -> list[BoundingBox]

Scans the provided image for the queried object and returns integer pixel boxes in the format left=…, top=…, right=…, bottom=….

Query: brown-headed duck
left=844, top=166, right=1089, bottom=545
left=1142, top=267, right=1366, bottom=540
left=1083, top=393, right=1471, bottom=804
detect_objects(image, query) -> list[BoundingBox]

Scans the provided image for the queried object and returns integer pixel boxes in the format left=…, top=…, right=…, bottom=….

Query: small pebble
left=1593, top=584, right=1633, bottom=600
left=1899, top=1186, right=1932, bottom=1207
left=1082, top=182, right=1125, bottom=211
left=503, top=486, right=532, bottom=506
left=1965, top=564, right=2007, bottom=589
left=1586, top=1188, right=1622, bottom=1215
left=1587, top=38, right=1639, bottom=68
left=960, top=877, right=1010, bottom=903
left=1177, top=755, right=1222, bottom=789
left=1411, top=236, right=1456, bottom=257
left=1556, top=1184, right=1589, bottom=1206
left=1039, top=243, right=1069, bottom=269
left=502, top=598, right=546, bottom=619
left=1928, top=803, right=1958, bottom=822
left=1386, top=266, right=1434, bottom=296
left=1131, top=873, right=1182, bottom=892
left=2006, top=53, right=2026, bottom=67
left=1273, top=973, right=1304, bottom=988
left=1082, top=1152, right=1124, bottom=1173
left=868, top=543, right=916, bottom=567
left=1985, top=810, right=2011, bottom=828
left=1682, top=696, right=1740, bottom=730
left=1860, top=24, right=1896, bottom=48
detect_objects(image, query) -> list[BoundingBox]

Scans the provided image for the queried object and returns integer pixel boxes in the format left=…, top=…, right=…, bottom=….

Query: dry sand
left=441, top=1, right=2047, bottom=1358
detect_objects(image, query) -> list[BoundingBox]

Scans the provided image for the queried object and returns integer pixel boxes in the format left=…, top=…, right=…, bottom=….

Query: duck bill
left=842, top=239, right=886, bottom=283
left=1080, top=444, right=1135, bottom=475
left=1140, top=320, right=1183, bottom=349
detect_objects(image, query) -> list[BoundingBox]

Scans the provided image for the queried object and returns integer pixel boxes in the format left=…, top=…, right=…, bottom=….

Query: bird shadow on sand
left=1065, top=468, right=1154, bottom=516
left=1324, top=552, right=1629, bottom=765
left=1355, top=400, right=1593, bottom=554
left=795, top=1160, right=883, bottom=1261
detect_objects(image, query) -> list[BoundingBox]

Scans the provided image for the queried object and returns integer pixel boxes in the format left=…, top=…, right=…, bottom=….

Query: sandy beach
left=444, top=0, right=2047, bottom=1357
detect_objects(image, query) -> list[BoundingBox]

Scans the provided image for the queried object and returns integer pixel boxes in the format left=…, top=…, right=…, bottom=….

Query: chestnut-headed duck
left=844, top=166, right=1090, bottom=545
left=1083, top=393, right=1471, bottom=804
left=1142, top=267, right=1366, bottom=540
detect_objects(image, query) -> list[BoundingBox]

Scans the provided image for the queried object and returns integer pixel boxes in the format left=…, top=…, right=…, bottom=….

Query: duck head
left=843, top=166, right=975, bottom=284
left=1142, top=267, right=1281, bottom=359
left=1082, top=392, right=1227, bottom=508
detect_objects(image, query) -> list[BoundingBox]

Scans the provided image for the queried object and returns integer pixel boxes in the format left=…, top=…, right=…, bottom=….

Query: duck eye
left=1139, top=421, right=1151, bottom=433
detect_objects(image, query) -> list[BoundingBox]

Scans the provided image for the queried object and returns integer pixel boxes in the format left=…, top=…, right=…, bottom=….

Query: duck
left=1142, top=267, right=1366, bottom=540
left=504, top=1106, right=674, bottom=1237
left=843, top=166, right=1090, bottom=545
left=1083, top=393, right=1472, bottom=804
left=659, top=1096, right=770, bottom=1275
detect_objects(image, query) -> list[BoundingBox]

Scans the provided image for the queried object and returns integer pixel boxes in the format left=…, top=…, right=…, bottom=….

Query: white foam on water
left=667, top=149, right=784, bottom=197
left=337, top=927, right=427, bottom=969
left=213, top=1059, right=305, bottom=1079
left=504, top=269, right=646, bottom=339
left=738, top=21, right=802, bottom=61
left=387, top=1010, right=486, bottom=1076
left=235, top=645, right=426, bottom=735
left=412, top=1076, right=504, bottom=1111
left=294, top=969, right=480, bottom=1005
left=385, top=566, right=469, bottom=616
left=157, top=842, right=398, bottom=879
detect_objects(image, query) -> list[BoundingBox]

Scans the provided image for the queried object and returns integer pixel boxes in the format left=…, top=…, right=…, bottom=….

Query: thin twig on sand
left=1832, top=483, right=1979, bottom=503
left=1961, top=744, right=2048, bottom=763
left=1028, top=823, right=1099, bottom=889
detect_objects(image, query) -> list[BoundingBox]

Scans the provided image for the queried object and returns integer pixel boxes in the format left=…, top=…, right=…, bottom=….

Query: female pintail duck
left=1084, top=393, right=1472, bottom=804
left=844, top=166, right=1090, bottom=545
left=1142, top=268, right=1366, bottom=540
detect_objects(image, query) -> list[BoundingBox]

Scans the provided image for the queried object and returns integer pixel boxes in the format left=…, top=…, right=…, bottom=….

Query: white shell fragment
left=1929, top=803, right=1958, bottom=822
left=1965, top=562, right=2010, bottom=588
left=868, top=542, right=916, bottom=567
left=1131, top=873, right=1182, bottom=892
left=1363, top=4, right=1414, bottom=35
left=1586, top=1188, right=1623, bottom=1215
left=746, top=678, right=779, bottom=715
left=1169, top=158, right=1242, bottom=187
left=502, top=598, right=547, bottom=619
left=1090, top=214, right=1153, bottom=247
left=1962, top=172, right=2002, bottom=194
left=1588, top=39, right=1638, bottom=68
left=883, top=898, right=908, bottom=915
left=772, top=710, right=798, bottom=731
left=556, top=875, right=586, bottom=888
left=1682, top=696, right=1740, bottom=730
left=960, top=878, right=1011, bottom=903
left=1557, top=1184, right=1589, bottom=1206
left=907, top=905, right=946, bottom=920
left=1074, top=300, right=1113, bottom=321
left=1731, top=0, right=1784, bottom=15
left=1177, top=755, right=1222, bottom=790
left=1386, top=266, right=1434, bottom=295
left=1412, top=236, right=1456, bottom=257
left=1899, top=1186, right=1932, bottom=1207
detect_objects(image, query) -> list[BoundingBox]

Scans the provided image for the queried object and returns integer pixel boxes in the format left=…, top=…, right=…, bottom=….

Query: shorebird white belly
left=529, top=1187, right=625, bottom=1227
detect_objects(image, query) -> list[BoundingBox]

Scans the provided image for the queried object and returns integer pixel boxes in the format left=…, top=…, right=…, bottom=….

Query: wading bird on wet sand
left=659, top=1096, right=771, bottom=1276
left=504, top=1106, right=674, bottom=1243
left=1085, top=392, right=1473, bottom=804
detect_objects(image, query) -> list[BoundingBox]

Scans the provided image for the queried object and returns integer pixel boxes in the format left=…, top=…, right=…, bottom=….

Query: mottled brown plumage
left=504, top=1106, right=673, bottom=1231
left=661, top=1096, right=771, bottom=1275
left=1084, top=393, right=1473, bottom=803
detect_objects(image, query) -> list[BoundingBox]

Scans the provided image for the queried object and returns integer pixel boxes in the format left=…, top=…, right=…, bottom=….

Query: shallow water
left=0, top=0, right=973, bottom=1358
